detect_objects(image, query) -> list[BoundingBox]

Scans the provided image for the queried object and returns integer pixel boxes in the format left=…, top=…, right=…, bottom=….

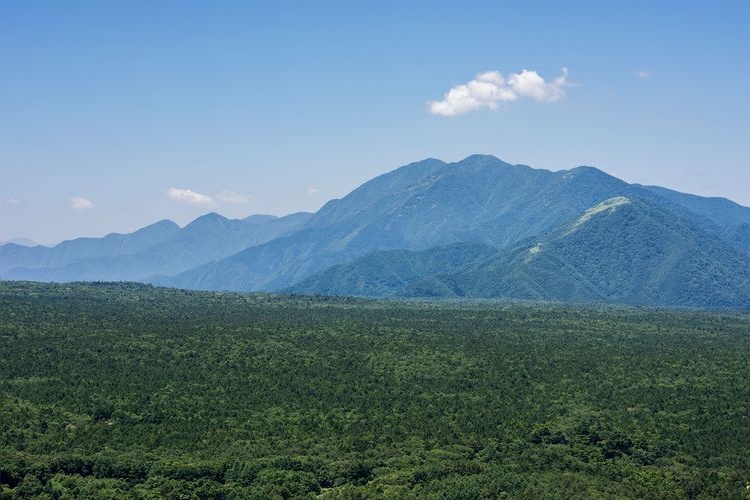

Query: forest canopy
left=1, top=282, right=749, bottom=498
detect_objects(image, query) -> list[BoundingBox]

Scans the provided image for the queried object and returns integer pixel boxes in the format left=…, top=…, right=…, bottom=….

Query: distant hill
left=3, top=212, right=311, bottom=282
left=1, top=219, right=181, bottom=273
left=1, top=238, right=40, bottom=247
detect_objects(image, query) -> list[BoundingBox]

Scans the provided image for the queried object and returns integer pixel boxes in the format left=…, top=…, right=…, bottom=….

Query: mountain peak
left=187, top=212, right=229, bottom=225
left=460, top=153, right=501, bottom=162
left=145, top=219, right=180, bottom=230
left=560, top=165, right=609, bottom=178
left=454, top=154, right=513, bottom=167
left=242, top=214, right=278, bottom=224
left=198, top=212, right=226, bottom=220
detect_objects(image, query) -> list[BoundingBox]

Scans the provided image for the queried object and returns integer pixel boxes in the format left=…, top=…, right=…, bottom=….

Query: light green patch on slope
left=525, top=243, right=543, bottom=262
left=566, top=196, right=632, bottom=235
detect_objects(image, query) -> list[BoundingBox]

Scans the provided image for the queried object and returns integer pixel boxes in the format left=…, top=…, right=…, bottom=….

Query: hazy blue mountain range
left=0, top=237, right=40, bottom=247
left=3, top=154, right=750, bottom=307
left=2, top=212, right=311, bottom=281
left=1, top=219, right=180, bottom=274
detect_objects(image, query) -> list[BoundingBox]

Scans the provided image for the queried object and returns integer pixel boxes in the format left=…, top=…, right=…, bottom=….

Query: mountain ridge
left=3, top=154, right=749, bottom=308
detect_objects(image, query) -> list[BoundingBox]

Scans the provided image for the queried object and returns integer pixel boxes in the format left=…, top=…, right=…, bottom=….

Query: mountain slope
left=413, top=197, right=750, bottom=307
left=641, top=185, right=750, bottom=228
left=640, top=185, right=750, bottom=254
left=722, top=223, right=750, bottom=254
left=287, top=242, right=497, bottom=296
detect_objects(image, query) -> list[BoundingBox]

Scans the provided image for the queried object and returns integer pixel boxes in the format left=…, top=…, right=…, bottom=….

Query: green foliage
left=1, top=282, right=749, bottom=498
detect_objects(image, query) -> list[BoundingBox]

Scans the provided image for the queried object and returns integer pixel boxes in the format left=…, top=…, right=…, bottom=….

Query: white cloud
left=217, top=190, right=250, bottom=205
left=5, top=197, right=21, bottom=206
left=166, top=187, right=215, bottom=208
left=429, top=68, right=570, bottom=116
left=69, top=196, right=95, bottom=210
left=508, top=68, right=569, bottom=102
left=635, top=69, right=652, bottom=79
left=307, top=187, right=318, bottom=196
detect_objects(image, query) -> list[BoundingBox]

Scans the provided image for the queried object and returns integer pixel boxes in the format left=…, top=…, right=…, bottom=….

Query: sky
left=2, top=0, right=749, bottom=244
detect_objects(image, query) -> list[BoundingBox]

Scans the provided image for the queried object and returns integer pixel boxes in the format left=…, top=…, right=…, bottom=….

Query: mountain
left=166, top=155, right=750, bottom=293
left=2, top=212, right=312, bottom=282
left=164, top=156, right=639, bottom=291
left=288, top=196, right=750, bottom=307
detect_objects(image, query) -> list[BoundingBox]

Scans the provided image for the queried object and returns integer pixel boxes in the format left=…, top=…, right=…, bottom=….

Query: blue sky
left=2, top=1, right=749, bottom=243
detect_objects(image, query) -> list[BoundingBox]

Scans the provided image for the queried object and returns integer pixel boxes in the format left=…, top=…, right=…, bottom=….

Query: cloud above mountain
left=429, top=68, right=570, bottom=116
left=69, top=197, right=95, bottom=210
left=217, top=190, right=250, bottom=205
left=166, top=187, right=215, bottom=208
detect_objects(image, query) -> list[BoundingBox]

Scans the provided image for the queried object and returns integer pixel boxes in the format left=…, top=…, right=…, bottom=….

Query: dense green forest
left=1, top=282, right=749, bottom=498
